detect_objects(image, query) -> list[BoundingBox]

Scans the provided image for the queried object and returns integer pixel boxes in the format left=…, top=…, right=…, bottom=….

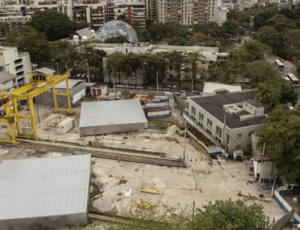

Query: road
left=266, top=55, right=300, bottom=105
left=266, top=55, right=295, bottom=77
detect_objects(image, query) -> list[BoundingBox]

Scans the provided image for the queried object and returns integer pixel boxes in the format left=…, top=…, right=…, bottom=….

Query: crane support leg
left=65, top=79, right=73, bottom=114
left=13, top=98, right=21, bottom=135
left=28, top=98, right=38, bottom=140
left=52, top=86, right=58, bottom=113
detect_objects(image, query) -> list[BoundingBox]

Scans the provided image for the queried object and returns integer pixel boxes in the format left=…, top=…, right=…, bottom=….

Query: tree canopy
left=26, top=10, right=77, bottom=41
left=256, top=106, right=300, bottom=185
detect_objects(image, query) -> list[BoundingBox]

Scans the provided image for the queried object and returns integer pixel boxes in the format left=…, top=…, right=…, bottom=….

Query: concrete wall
left=243, top=102, right=264, bottom=116
left=80, top=122, right=147, bottom=136
left=215, top=8, right=227, bottom=25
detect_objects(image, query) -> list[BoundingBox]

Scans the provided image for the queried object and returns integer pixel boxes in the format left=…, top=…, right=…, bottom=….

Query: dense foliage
left=257, top=106, right=300, bottom=185
left=104, top=199, right=274, bottom=230
left=105, top=51, right=204, bottom=89
left=26, top=10, right=77, bottom=41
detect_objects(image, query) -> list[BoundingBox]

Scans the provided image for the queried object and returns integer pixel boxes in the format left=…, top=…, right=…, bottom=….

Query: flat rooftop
left=0, top=154, right=91, bottom=227
left=79, top=99, right=147, bottom=128
left=191, top=90, right=265, bottom=129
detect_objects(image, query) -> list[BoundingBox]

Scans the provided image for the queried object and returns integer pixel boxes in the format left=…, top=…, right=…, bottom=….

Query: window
left=237, top=133, right=242, bottom=139
left=186, top=103, right=189, bottom=111
left=216, top=126, right=222, bottom=138
left=199, top=112, right=204, bottom=121
left=236, top=145, right=241, bottom=150
left=207, top=118, right=212, bottom=127
left=192, top=106, right=196, bottom=115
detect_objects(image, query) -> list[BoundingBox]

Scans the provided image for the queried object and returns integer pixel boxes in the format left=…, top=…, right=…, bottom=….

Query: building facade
left=156, top=0, right=216, bottom=26
left=113, top=2, right=146, bottom=29
left=184, top=90, right=267, bottom=154
left=0, top=46, right=32, bottom=87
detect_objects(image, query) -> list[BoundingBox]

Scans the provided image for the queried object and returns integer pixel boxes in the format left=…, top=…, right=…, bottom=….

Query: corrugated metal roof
left=55, top=79, right=85, bottom=89
left=0, top=154, right=91, bottom=221
left=76, top=28, right=93, bottom=38
left=0, top=72, right=16, bottom=84
left=79, top=99, right=147, bottom=128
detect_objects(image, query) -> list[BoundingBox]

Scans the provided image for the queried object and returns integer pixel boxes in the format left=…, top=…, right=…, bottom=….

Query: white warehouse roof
left=0, top=154, right=91, bottom=230
left=80, top=99, right=147, bottom=128
left=55, top=79, right=85, bottom=89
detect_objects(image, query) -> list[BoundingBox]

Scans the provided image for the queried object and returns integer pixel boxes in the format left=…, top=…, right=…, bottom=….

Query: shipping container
left=145, top=103, right=167, bottom=109
left=148, top=110, right=169, bottom=119
left=56, top=118, right=75, bottom=134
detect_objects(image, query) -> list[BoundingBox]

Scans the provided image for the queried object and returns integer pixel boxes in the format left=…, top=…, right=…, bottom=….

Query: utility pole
left=86, top=60, right=90, bottom=83
left=257, top=142, right=266, bottom=191
left=56, top=63, right=59, bottom=75
left=113, top=67, right=115, bottom=94
left=183, top=120, right=187, bottom=161
left=156, top=71, right=159, bottom=95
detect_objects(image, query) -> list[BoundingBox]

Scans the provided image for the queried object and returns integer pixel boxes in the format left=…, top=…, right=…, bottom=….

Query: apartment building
left=184, top=89, right=267, bottom=154
left=156, top=0, right=216, bottom=26
left=0, top=6, right=31, bottom=39
left=113, top=2, right=146, bottom=29
left=146, top=0, right=156, bottom=21
left=73, top=2, right=107, bottom=29
left=0, top=46, right=32, bottom=88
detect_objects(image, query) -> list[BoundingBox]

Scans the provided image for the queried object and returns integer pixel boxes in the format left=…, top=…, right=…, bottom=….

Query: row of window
left=191, top=105, right=243, bottom=139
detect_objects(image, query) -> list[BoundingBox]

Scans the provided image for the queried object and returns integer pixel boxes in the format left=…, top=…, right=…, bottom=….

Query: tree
left=193, top=22, right=222, bottom=37
left=167, top=50, right=188, bottom=89
left=4, top=26, right=52, bottom=66
left=256, top=106, right=300, bottom=185
left=105, top=36, right=130, bottom=43
left=242, top=40, right=272, bottom=62
left=190, top=199, right=274, bottom=230
left=253, top=9, right=278, bottom=31
left=243, top=61, right=281, bottom=87
left=279, top=80, right=298, bottom=105
left=106, top=52, right=127, bottom=84
left=26, top=10, right=77, bottom=41
left=104, top=199, right=274, bottom=230
left=257, top=26, right=283, bottom=54
left=267, top=14, right=296, bottom=32
left=187, top=52, right=205, bottom=90
left=255, top=82, right=281, bottom=109
left=222, top=20, right=239, bottom=38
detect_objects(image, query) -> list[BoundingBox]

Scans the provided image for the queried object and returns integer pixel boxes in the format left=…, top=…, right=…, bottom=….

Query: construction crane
left=0, top=85, right=18, bottom=145
left=8, top=69, right=73, bottom=142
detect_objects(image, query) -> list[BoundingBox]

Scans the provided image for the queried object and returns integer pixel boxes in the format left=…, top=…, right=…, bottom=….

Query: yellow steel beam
left=54, top=93, right=68, bottom=96
left=12, top=73, right=69, bottom=100
left=18, top=115, right=31, bottom=120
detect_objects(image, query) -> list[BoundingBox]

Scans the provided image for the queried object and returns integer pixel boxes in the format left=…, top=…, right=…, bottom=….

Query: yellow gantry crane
left=0, top=69, right=73, bottom=144
left=0, top=89, right=18, bottom=145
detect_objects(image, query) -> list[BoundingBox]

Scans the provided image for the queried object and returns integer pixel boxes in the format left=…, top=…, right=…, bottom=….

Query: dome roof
left=90, top=29, right=95, bottom=33
left=95, top=20, right=138, bottom=43
left=82, top=36, right=88, bottom=41
left=73, top=35, right=79, bottom=41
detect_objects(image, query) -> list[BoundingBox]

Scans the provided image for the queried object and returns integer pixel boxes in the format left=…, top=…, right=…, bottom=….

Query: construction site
left=0, top=68, right=286, bottom=229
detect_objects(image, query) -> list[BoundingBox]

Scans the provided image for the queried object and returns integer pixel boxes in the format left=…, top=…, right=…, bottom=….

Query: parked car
left=279, top=58, right=285, bottom=63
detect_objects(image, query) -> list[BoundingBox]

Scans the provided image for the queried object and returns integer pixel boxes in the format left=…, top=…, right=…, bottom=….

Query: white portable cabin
left=56, top=118, right=75, bottom=134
